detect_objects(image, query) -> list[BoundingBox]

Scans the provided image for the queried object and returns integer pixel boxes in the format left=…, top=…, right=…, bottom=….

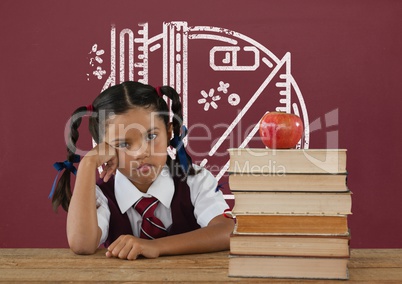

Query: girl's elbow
left=69, top=243, right=97, bottom=255
left=68, top=237, right=98, bottom=255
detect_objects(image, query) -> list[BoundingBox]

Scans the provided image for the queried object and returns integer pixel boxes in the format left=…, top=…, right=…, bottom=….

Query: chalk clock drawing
left=87, top=21, right=310, bottom=184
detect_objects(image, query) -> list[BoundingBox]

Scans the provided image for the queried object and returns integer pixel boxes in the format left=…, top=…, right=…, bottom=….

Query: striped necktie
left=134, top=196, right=168, bottom=239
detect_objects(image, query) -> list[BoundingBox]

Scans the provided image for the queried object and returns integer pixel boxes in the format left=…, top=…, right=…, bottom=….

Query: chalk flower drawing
left=89, top=44, right=105, bottom=66
left=93, top=66, right=106, bottom=79
left=217, top=81, right=230, bottom=94
left=198, top=88, right=221, bottom=111
left=87, top=44, right=106, bottom=80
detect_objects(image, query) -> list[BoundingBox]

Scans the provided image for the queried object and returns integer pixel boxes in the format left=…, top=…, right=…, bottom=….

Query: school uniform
left=95, top=164, right=229, bottom=247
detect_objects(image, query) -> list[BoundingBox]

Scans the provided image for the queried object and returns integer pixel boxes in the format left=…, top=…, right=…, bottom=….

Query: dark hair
left=52, top=81, right=196, bottom=212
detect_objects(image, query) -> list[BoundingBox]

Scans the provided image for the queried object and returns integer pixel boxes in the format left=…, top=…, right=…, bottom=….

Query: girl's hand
left=105, top=235, right=160, bottom=260
left=85, top=142, right=118, bottom=182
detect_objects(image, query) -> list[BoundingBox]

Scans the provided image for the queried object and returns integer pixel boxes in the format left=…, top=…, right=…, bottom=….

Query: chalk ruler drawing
left=87, top=21, right=310, bottom=189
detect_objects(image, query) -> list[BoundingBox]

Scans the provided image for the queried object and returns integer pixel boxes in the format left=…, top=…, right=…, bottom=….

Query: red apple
left=259, top=112, right=303, bottom=149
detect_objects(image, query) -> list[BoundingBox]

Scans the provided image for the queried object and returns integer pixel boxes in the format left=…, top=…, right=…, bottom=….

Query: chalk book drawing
left=87, top=21, right=310, bottom=197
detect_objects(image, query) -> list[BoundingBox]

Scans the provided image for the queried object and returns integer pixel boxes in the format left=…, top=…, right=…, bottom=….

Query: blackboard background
left=1, top=0, right=401, bottom=248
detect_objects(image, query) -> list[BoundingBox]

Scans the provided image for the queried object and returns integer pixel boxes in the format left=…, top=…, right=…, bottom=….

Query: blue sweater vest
left=97, top=174, right=200, bottom=247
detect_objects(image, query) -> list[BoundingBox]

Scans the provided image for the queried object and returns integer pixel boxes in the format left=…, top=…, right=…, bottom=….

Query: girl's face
left=104, top=107, right=172, bottom=193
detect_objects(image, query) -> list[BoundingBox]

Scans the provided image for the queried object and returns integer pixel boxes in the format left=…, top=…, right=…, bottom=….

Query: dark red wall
left=1, top=0, right=401, bottom=248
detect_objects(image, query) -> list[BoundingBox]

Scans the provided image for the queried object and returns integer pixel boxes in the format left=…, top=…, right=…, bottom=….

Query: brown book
left=229, top=173, right=348, bottom=192
left=232, top=191, right=352, bottom=215
left=228, top=148, right=347, bottom=174
left=230, top=234, right=350, bottom=257
left=234, top=215, right=349, bottom=235
left=228, top=255, right=349, bottom=279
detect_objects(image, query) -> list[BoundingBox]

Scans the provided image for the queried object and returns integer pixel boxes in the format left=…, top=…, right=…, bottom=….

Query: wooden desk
left=0, top=249, right=401, bottom=283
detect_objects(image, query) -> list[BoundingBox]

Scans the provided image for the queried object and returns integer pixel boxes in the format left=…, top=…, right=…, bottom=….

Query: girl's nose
left=132, top=142, right=150, bottom=160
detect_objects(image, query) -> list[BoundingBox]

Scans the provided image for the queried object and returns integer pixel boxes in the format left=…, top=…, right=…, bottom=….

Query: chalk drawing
left=87, top=44, right=106, bottom=80
left=87, top=21, right=310, bottom=184
left=198, top=88, right=221, bottom=111
left=217, top=81, right=230, bottom=94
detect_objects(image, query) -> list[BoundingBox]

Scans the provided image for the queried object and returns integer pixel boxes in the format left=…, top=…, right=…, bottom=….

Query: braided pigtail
left=51, top=106, right=88, bottom=212
left=158, top=86, right=197, bottom=177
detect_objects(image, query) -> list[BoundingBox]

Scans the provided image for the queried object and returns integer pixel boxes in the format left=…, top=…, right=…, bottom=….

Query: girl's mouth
left=137, top=163, right=152, bottom=173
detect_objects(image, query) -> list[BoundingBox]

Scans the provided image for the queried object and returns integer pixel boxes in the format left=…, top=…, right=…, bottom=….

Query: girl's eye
left=147, top=133, right=157, bottom=141
left=116, top=142, right=130, bottom=148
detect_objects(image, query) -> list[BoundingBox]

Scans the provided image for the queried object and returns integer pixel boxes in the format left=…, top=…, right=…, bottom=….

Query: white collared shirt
left=96, top=165, right=229, bottom=245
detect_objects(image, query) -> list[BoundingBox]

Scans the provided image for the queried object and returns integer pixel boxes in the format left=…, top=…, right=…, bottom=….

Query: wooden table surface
left=1, top=249, right=402, bottom=283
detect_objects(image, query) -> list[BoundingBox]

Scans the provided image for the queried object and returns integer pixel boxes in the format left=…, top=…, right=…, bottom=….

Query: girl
left=51, top=81, right=234, bottom=260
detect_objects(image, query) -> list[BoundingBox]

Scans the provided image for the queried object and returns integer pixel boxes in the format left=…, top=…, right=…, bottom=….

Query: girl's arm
left=156, top=214, right=235, bottom=255
left=67, top=143, right=118, bottom=254
left=105, top=214, right=235, bottom=260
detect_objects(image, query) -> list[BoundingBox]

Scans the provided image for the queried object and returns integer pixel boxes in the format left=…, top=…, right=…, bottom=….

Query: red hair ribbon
left=155, top=86, right=163, bottom=97
left=86, top=104, right=94, bottom=113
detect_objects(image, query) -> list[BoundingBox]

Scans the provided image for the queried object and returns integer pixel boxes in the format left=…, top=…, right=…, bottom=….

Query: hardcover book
left=234, top=214, right=349, bottom=235
left=228, top=148, right=347, bottom=174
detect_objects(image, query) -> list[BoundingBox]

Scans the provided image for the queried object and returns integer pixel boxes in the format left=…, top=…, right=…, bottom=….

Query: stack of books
left=227, top=148, right=351, bottom=280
